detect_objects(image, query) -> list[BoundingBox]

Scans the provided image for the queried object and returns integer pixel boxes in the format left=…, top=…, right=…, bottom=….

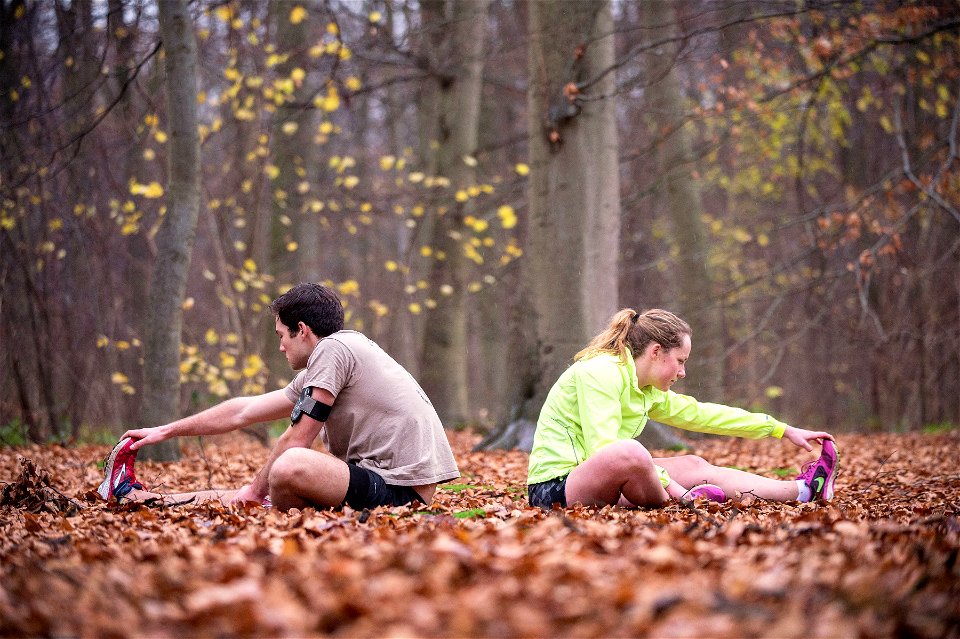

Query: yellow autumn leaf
left=408, top=302, right=422, bottom=314
left=111, top=372, right=128, bottom=385
left=141, top=182, right=164, bottom=198
left=369, top=11, right=382, bottom=23
left=282, top=121, right=298, bottom=135
left=286, top=241, right=298, bottom=252
left=289, top=6, right=307, bottom=25
left=321, top=90, right=340, bottom=112
left=338, top=279, right=359, bottom=295
left=346, top=76, right=361, bottom=91
left=265, top=164, right=280, bottom=179
left=243, top=355, right=264, bottom=378
left=515, top=163, right=530, bottom=176
left=154, top=131, right=167, bottom=143
left=497, top=205, right=517, bottom=229
left=96, top=335, right=110, bottom=348
left=384, top=260, right=398, bottom=272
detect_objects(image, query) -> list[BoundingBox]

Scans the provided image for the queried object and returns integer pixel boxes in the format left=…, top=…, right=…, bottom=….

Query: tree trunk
left=643, top=1, right=724, bottom=403
left=418, top=0, right=491, bottom=426
left=528, top=0, right=620, bottom=394
left=502, top=0, right=620, bottom=445
left=138, top=0, right=201, bottom=461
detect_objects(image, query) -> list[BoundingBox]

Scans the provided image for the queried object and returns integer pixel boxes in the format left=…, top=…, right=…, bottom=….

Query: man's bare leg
left=122, top=488, right=240, bottom=506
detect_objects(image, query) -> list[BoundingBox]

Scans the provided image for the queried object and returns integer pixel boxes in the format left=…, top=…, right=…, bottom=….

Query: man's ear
left=297, top=321, right=311, bottom=338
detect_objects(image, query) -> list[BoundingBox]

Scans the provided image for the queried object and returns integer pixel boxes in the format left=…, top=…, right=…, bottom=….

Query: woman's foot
left=682, top=483, right=726, bottom=504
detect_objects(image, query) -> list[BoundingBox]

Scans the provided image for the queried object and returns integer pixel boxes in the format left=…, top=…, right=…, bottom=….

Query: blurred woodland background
left=1, top=0, right=958, bottom=454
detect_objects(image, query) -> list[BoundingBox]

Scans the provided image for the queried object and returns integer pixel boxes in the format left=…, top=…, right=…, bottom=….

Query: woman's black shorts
left=527, top=475, right=569, bottom=509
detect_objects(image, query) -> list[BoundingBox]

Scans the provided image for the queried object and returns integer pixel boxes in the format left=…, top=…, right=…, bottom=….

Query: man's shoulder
left=318, top=330, right=385, bottom=361
left=321, top=330, right=367, bottom=345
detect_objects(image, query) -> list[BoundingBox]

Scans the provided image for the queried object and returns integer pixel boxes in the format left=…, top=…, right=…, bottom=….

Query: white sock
left=796, top=479, right=811, bottom=502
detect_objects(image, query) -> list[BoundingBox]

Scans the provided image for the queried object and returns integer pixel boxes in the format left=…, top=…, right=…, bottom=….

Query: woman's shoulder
left=573, top=352, right=631, bottom=380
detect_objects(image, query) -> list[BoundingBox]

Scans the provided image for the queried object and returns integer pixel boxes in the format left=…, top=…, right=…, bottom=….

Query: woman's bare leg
left=655, top=455, right=799, bottom=501
left=565, top=440, right=670, bottom=507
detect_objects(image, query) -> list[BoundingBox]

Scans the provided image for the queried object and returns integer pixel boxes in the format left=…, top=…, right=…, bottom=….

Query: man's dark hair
left=270, top=283, right=344, bottom=338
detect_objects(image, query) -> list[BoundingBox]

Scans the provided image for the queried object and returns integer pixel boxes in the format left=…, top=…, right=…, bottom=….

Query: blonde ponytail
left=575, top=308, right=691, bottom=363
left=575, top=309, right=639, bottom=362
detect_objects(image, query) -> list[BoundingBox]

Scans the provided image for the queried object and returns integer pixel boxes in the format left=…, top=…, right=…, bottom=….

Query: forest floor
left=1, top=430, right=958, bottom=638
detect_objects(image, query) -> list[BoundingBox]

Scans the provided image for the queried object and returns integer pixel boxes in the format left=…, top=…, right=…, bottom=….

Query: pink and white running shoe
left=97, top=437, right=145, bottom=500
left=796, top=439, right=840, bottom=501
left=685, top=483, right=727, bottom=503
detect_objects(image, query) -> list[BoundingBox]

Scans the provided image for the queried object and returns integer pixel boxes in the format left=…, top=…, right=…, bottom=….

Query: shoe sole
left=97, top=437, right=132, bottom=500
left=821, top=440, right=839, bottom=500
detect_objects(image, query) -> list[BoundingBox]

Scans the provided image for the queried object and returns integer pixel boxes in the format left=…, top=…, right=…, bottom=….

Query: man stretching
left=98, top=283, right=460, bottom=511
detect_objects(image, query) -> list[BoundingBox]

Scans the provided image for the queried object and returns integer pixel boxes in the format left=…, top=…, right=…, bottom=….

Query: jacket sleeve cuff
left=655, top=465, right=671, bottom=488
left=769, top=421, right=787, bottom=438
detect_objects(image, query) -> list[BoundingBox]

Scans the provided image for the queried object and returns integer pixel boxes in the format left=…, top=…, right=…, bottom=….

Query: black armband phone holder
left=290, top=386, right=333, bottom=424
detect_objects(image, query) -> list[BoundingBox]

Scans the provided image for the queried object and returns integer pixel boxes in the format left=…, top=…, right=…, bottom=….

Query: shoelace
left=796, top=459, right=817, bottom=482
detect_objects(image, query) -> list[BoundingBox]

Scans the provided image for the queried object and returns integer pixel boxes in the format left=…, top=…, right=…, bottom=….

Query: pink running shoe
left=97, top=437, right=145, bottom=500
left=796, top=439, right=839, bottom=501
left=685, top=483, right=727, bottom=503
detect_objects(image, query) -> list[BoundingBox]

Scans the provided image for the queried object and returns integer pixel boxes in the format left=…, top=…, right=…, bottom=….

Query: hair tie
left=631, top=312, right=640, bottom=324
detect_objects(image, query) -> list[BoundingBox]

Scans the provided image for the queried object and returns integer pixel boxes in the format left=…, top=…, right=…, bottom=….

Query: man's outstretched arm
left=122, top=389, right=294, bottom=451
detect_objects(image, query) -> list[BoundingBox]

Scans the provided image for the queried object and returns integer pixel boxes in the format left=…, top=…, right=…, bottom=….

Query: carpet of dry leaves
left=1, top=430, right=958, bottom=638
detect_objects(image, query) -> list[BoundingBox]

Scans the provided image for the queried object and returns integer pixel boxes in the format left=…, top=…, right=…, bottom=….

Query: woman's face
left=639, top=334, right=691, bottom=391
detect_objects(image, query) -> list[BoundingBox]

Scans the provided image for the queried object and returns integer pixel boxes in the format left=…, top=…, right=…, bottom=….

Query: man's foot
left=683, top=483, right=726, bottom=503
left=97, top=437, right=145, bottom=500
left=796, top=439, right=839, bottom=501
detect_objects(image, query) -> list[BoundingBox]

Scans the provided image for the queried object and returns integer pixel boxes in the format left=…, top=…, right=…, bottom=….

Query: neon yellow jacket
left=527, top=351, right=787, bottom=485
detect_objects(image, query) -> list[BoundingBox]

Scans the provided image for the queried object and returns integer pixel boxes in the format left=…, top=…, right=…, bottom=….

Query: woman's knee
left=603, top=440, right=655, bottom=474
left=671, top=455, right=710, bottom=473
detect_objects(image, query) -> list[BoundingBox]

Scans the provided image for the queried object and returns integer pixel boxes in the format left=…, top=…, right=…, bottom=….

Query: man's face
left=275, top=317, right=312, bottom=370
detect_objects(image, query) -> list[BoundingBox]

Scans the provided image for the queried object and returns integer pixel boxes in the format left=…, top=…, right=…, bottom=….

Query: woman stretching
left=527, top=309, right=839, bottom=509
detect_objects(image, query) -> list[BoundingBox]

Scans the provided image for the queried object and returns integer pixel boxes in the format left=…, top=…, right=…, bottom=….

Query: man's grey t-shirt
left=284, top=330, right=460, bottom=486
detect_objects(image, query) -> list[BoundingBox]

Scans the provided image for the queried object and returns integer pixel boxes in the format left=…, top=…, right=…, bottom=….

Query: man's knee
left=269, top=448, right=313, bottom=489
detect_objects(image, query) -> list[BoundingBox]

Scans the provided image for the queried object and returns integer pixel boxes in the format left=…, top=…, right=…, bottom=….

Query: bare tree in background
left=138, top=0, right=201, bottom=461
